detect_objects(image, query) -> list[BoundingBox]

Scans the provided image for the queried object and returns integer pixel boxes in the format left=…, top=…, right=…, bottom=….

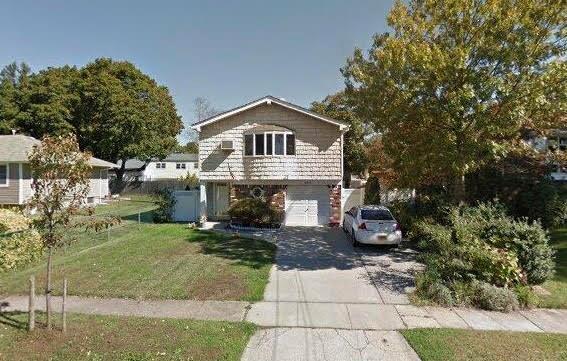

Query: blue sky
left=1, top=0, right=392, bottom=140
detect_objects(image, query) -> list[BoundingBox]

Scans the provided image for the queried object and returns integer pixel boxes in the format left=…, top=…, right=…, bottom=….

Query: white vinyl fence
left=172, top=190, right=200, bottom=222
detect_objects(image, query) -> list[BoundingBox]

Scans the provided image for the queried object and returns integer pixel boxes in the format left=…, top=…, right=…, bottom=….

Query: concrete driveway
left=247, top=226, right=424, bottom=329
left=243, top=226, right=424, bottom=361
left=264, top=226, right=421, bottom=304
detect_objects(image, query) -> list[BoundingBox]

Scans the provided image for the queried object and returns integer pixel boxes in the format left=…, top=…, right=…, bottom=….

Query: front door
left=213, top=183, right=230, bottom=218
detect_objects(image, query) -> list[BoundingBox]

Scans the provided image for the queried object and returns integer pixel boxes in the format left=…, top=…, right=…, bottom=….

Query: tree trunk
left=453, top=173, right=466, bottom=205
left=343, top=169, right=352, bottom=189
left=113, top=160, right=127, bottom=194
left=45, top=246, right=53, bottom=330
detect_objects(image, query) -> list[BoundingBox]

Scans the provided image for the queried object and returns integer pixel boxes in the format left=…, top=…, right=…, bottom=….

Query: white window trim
left=0, top=163, right=9, bottom=187
left=244, top=131, right=295, bottom=157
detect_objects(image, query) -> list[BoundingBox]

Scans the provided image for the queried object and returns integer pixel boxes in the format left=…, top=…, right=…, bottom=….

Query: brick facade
left=329, top=184, right=341, bottom=226
left=230, top=184, right=286, bottom=214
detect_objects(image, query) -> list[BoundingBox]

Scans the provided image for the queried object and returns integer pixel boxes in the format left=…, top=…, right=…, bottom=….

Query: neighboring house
left=526, top=128, right=567, bottom=181
left=0, top=135, right=116, bottom=206
left=192, top=95, right=349, bottom=226
left=114, top=153, right=199, bottom=181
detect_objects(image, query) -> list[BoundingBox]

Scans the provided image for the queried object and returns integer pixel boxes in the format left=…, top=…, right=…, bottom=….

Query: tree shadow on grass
left=0, top=307, right=28, bottom=330
left=185, top=230, right=276, bottom=269
left=122, top=210, right=155, bottom=224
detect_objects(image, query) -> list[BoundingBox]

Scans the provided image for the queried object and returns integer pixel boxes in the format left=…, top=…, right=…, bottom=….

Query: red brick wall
left=230, top=184, right=286, bottom=214
left=329, top=184, right=341, bottom=226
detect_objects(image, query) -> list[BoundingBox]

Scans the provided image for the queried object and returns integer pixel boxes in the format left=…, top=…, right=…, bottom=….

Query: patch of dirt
left=187, top=270, right=248, bottom=300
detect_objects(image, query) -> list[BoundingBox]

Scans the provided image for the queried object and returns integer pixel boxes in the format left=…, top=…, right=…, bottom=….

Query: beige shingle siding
left=199, top=104, right=342, bottom=181
left=0, top=163, right=20, bottom=204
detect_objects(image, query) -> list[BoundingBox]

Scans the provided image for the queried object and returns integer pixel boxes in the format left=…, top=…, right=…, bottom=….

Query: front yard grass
left=402, top=328, right=567, bottom=361
left=539, top=227, right=566, bottom=308
left=0, top=312, right=255, bottom=361
left=0, top=197, right=276, bottom=301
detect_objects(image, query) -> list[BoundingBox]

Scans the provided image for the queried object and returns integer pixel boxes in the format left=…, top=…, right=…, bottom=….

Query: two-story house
left=192, top=95, right=348, bottom=226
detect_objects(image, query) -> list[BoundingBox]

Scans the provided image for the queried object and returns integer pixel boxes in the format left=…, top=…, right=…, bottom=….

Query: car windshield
left=360, top=209, right=394, bottom=221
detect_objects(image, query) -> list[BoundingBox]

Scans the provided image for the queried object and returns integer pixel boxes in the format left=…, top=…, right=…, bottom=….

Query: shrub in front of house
left=0, top=209, right=43, bottom=272
left=153, top=188, right=176, bottom=223
left=228, top=198, right=282, bottom=228
left=412, top=202, right=554, bottom=310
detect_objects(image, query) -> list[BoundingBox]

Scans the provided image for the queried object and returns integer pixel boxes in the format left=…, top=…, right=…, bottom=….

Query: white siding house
left=192, top=95, right=348, bottom=226
left=114, top=153, right=198, bottom=181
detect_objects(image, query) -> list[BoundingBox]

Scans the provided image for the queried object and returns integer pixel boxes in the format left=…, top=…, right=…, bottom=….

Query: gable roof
left=191, top=95, right=349, bottom=131
left=0, top=135, right=117, bottom=168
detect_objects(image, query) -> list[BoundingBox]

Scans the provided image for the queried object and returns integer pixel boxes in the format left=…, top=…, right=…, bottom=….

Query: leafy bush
left=228, top=198, right=282, bottom=228
left=153, top=189, right=176, bottom=223
left=472, top=282, right=519, bottom=312
left=364, top=174, right=381, bottom=204
left=0, top=209, right=43, bottom=271
left=412, top=202, right=555, bottom=310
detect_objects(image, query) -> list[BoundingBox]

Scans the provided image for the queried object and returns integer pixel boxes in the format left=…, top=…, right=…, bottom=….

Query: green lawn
left=0, top=312, right=255, bottom=361
left=539, top=227, right=567, bottom=308
left=0, top=198, right=276, bottom=301
left=402, top=328, right=567, bottom=361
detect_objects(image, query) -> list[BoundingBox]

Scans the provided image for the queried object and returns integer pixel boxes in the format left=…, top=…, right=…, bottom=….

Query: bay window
left=244, top=131, right=296, bottom=156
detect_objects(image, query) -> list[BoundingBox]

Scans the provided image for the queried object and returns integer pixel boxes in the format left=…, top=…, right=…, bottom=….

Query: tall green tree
left=0, top=62, right=31, bottom=134
left=311, top=92, right=369, bottom=187
left=0, top=58, right=183, bottom=190
left=343, top=0, right=566, bottom=202
left=74, top=59, right=183, bottom=189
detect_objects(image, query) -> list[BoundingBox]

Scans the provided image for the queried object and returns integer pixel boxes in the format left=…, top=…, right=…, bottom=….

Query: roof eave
left=191, top=96, right=349, bottom=131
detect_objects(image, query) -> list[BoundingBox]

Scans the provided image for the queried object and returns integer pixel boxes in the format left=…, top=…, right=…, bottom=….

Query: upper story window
left=156, top=162, right=166, bottom=169
left=0, top=164, right=7, bottom=186
left=176, top=163, right=186, bottom=169
left=244, top=131, right=295, bottom=157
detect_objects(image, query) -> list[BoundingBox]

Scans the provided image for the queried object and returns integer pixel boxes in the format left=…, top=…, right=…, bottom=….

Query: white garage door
left=285, top=185, right=330, bottom=226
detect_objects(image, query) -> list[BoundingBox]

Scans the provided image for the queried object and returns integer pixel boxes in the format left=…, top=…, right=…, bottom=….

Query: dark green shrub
left=427, top=282, right=454, bottom=307
left=472, top=282, right=519, bottom=312
left=153, top=189, right=175, bottom=223
left=514, top=285, right=539, bottom=308
left=228, top=198, right=282, bottom=228
left=364, top=174, right=381, bottom=204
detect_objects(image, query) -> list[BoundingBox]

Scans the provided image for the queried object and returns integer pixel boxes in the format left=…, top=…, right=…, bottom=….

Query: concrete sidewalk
left=247, top=301, right=567, bottom=333
left=1, top=295, right=249, bottom=322
left=3, top=295, right=567, bottom=334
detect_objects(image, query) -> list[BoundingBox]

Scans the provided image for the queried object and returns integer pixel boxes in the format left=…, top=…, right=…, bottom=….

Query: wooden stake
left=28, top=275, right=35, bottom=331
left=138, top=212, right=141, bottom=224
left=62, top=279, right=67, bottom=333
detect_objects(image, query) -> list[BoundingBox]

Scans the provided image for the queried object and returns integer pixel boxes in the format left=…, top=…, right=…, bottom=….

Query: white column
left=199, top=181, right=207, bottom=223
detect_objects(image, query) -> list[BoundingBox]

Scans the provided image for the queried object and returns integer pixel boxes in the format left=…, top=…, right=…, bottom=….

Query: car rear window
left=361, top=209, right=394, bottom=220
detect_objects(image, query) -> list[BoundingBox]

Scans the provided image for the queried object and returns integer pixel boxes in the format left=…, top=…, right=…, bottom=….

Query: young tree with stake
left=27, top=135, right=91, bottom=330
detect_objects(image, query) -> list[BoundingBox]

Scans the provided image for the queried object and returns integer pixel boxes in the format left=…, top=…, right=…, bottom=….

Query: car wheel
left=351, top=228, right=359, bottom=247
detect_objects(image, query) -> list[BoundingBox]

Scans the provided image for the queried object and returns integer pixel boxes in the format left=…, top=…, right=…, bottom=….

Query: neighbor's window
left=0, top=164, right=7, bottom=186
left=156, top=163, right=161, bottom=169
left=176, top=163, right=186, bottom=169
